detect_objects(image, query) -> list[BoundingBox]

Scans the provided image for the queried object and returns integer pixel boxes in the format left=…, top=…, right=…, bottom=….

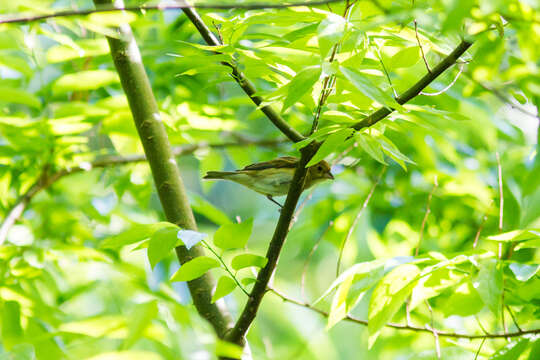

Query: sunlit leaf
left=211, top=276, right=237, bottom=303
left=170, top=256, right=220, bottom=282
left=230, top=253, right=268, bottom=271
left=213, top=219, right=253, bottom=250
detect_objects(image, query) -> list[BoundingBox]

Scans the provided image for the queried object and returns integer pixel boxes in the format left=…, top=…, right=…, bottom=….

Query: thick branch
left=270, top=288, right=540, bottom=340
left=94, top=0, right=233, bottom=337
left=224, top=142, right=320, bottom=345
left=0, top=138, right=284, bottom=245
left=182, top=8, right=305, bottom=143
left=352, top=40, right=473, bottom=130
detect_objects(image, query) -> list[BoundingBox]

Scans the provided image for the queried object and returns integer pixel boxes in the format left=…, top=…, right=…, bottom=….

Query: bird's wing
left=241, top=156, right=298, bottom=171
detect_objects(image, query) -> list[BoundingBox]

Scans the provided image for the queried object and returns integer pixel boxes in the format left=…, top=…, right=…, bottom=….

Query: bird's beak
left=325, top=172, right=335, bottom=180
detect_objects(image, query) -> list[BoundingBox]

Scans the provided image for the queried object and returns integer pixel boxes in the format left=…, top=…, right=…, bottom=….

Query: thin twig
left=415, top=175, right=438, bottom=256
left=475, top=316, right=492, bottom=336
left=224, top=143, right=321, bottom=345
left=473, top=214, right=488, bottom=249
left=414, top=20, right=431, bottom=73
left=182, top=8, right=305, bottom=143
left=425, top=300, right=441, bottom=359
left=0, top=0, right=346, bottom=24
left=336, top=166, right=386, bottom=275
left=473, top=80, right=540, bottom=121
left=352, top=40, right=473, bottom=130
left=301, top=221, right=333, bottom=303
left=269, top=287, right=540, bottom=339
left=201, top=240, right=249, bottom=296
left=506, top=305, right=523, bottom=332
left=0, top=138, right=285, bottom=245
left=310, top=1, right=354, bottom=135
left=502, top=277, right=509, bottom=342
left=496, top=151, right=504, bottom=259
left=375, top=46, right=398, bottom=98
left=420, top=64, right=464, bottom=96
left=474, top=338, right=486, bottom=360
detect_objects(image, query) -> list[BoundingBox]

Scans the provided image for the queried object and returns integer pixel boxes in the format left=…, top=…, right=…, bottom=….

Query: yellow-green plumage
left=203, top=156, right=334, bottom=197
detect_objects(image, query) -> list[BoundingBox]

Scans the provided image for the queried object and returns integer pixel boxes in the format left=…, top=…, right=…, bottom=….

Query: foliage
left=0, top=0, right=539, bottom=359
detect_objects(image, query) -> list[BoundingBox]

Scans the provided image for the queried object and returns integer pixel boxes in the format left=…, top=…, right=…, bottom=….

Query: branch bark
left=352, top=40, right=473, bottom=130
left=93, top=0, right=232, bottom=337
left=224, top=142, right=320, bottom=345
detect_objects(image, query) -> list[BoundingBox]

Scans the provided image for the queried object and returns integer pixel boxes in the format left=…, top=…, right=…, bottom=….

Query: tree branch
left=93, top=0, right=234, bottom=337
left=0, top=138, right=284, bottom=245
left=352, top=40, right=473, bottom=130
left=269, top=287, right=540, bottom=340
left=0, top=0, right=345, bottom=25
left=224, top=142, right=320, bottom=345
left=181, top=8, right=305, bottom=143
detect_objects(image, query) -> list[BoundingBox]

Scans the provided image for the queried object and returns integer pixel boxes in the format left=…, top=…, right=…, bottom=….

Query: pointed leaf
left=211, top=276, right=237, bottom=303
left=170, top=256, right=220, bottom=282
left=340, top=66, right=402, bottom=110
left=213, top=219, right=253, bottom=250
left=147, top=226, right=179, bottom=269
left=368, top=264, right=420, bottom=348
left=282, top=66, right=321, bottom=112
left=307, top=128, right=354, bottom=167
left=230, top=254, right=268, bottom=271
left=474, top=259, right=503, bottom=317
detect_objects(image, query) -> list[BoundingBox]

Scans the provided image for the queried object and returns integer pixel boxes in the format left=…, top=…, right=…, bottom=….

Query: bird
left=203, top=156, right=334, bottom=207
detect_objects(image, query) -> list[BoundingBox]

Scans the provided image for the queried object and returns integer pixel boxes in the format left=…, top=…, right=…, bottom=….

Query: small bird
left=203, top=156, right=334, bottom=207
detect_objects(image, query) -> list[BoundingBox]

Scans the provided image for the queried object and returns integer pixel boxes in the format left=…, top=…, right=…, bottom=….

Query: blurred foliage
left=0, top=0, right=540, bottom=359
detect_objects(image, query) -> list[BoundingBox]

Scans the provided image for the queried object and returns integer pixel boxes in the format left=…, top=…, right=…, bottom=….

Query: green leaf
left=213, top=219, right=253, bottom=250
left=340, top=66, right=402, bottom=110
left=85, top=351, right=162, bottom=360
left=410, top=268, right=465, bottom=309
left=100, top=222, right=176, bottom=249
left=441, top=282, right=484, bottom=317
left=490, top=337, right=530, bottom=360
left=315, top=259, right=386, bottom=304
left=0, top=86, right=41, bottom=108
left=1, top=301, right=23, bottom=349
left=317, top=13, right=346, bottom=58
left=231, top=253, right=268, bottom=271
left=486, top=229, right=540, bottom=242
left=0, top=55, right=33, bottom=77
left=189, top=192, right=232, bottom=226
left=211, top=276, right=237, bottom=303
left=356, top=133, right=387, bottom=164
left=177, top=229, right=207, bottom=250
left=53, top=70, right=119, bottom=93
left=390, top=46, right=420, bottom=69
left=46, top=38, right=109, bottom=63
left=475, top=259, right=503, bottom=317
left=170, top=256, right=220, bottom=282
left=123, top=301, right=158, bottom=349
left=509, top=263, right=539, bottom=282
left=147, top=226, right=179, bottom=269
left=328, top=273, right=355, bottom=329
left=368, top=264, right=420, bottom=348
left=282, top=66, right=321, bottom=112
left=215, top=340, right=244, bottom=359
left=307, top=128, right=354, bottom=167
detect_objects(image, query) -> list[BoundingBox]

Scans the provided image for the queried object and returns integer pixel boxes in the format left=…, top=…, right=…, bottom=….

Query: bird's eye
left=317, top=165, right=323, bottom=172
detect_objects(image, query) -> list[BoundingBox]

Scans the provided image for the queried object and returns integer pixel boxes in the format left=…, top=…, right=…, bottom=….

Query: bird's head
left=306, top=160, right=334, bottom=187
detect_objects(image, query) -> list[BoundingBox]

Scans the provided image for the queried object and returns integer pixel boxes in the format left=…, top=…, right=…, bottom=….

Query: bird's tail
left=203, top=171, right=237, bottom=180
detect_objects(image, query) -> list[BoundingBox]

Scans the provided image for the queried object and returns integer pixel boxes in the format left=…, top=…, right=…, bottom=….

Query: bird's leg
left=266, top=195, right=283, bottom=209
